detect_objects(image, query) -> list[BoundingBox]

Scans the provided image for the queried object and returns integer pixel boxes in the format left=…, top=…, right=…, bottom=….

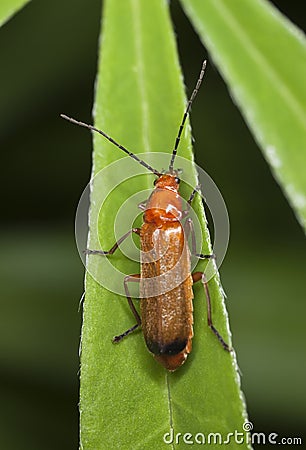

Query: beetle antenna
left=169, top=60, right=207, bottom=172
left=60, top=114, right=161, bottom=176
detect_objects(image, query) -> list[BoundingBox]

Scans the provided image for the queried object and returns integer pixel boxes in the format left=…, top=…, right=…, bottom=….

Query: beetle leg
left=187, top=185, right=201, bottom=205
left=182, top=185, right=202, bottom=218
left=184, top=218, right=214, bottom=259
left=138, top=201, right=147, bottom=211
left=197, top=252, right=215, bottom=260
left=124, top=274, right=141, bottom=325
left=192, top=271, right=231, bottom=352
left=112, top=274, right=141, bottom=343
left=112, top=323, right=139, bottom=343
left=84, top=228, right=140, bottom=256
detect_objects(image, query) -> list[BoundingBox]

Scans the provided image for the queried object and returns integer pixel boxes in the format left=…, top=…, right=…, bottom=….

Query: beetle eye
left=175, top=177, right=180, bottom=184
left=153, top=178, right=157, bottom=185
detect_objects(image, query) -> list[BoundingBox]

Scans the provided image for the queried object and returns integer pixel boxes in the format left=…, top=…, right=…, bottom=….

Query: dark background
left=0, top=1, right=305, bottom=448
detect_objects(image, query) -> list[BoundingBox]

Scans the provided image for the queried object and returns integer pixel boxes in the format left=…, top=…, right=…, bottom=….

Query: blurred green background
left=0, top=0, right=305, bottom=449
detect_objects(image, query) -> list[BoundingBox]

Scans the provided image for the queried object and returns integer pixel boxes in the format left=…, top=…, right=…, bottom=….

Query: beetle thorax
left=144, top=174, right=182, bottom=226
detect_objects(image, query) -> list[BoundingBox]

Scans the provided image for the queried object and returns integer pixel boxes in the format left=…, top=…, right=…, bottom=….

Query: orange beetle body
left=140, top=174, right=193, bottom=371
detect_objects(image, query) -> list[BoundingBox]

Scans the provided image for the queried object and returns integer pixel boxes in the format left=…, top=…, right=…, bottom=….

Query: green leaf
left=180, top=0, right=306, bottom=232
left=0, top=0, right=31, bottom=28
left=80, top=1, right=249, bottom=449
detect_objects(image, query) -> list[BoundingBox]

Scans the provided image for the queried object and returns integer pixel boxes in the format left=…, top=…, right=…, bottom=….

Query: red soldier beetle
left=61, top=60, right=231, bottom=371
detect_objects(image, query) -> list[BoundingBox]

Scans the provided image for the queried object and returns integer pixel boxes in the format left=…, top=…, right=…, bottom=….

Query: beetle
left=61, top=60, right=230, bottom=371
